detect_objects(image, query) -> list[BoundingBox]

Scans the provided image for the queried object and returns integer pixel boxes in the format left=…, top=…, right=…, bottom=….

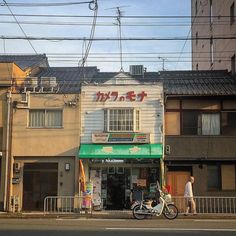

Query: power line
left=1, top=36, right=236, bottom=41
left=0, top=13, right=234, bottom=18
left=0, top=1, right=95, bottom=7
left=2, top=0, right=37, bottom=54
left=40, top=59, right=234, bottom=63
left=79, top=0, right=98, bottom=67
left=3, top=51, right=235, bottom=55
left=0, top=20, right=234, bottom=27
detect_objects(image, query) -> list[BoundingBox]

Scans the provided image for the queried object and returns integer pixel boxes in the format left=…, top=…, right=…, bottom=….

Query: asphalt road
left=0, top=218, right=236, bottom=236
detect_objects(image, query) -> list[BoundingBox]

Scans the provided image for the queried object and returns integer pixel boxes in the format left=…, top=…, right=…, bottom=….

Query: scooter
left=132, top=190, right=178, bottom=220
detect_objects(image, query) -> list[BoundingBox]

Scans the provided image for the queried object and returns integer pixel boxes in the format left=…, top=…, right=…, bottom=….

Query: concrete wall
left=165, top=136, right=236, bottom=160
left=11, top=93, right=80, bottom=157
left=191, top=0, right=236, bottom=71
left=9, top=93, right=81, bottom=211
left=11, top=156, right=75, bottom=212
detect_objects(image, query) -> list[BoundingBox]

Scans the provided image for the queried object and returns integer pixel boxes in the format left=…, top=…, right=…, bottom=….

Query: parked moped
left=132, top=189, right=178, bottom=220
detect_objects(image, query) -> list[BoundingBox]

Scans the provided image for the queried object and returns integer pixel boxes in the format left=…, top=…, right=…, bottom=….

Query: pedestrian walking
left=184, top=176, right=197, bottom=215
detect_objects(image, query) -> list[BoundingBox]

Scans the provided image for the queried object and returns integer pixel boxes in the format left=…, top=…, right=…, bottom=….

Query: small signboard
left=12, top=178, right=20, bottom=184
left=137, top=179, right=147, bottom=187
left=92, top=132, right=150, bottom=144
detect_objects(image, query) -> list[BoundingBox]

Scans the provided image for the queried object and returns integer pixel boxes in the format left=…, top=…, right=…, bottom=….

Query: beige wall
left=11, top=156, right=75, bottom=212
left=9, top=93, right=81, bottom=211
left=11, top=93, right=80, bottom=157
left=191, top=0, right=236, bottom=72
left=0, top=63, right=26, bottom=81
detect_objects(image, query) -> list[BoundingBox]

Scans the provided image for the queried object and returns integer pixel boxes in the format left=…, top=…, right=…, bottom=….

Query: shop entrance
left=106, top=172, right=126, bottom=210
left=23, top=163, right=58, bottom=211
left=89, top=160, right=160, bottom=210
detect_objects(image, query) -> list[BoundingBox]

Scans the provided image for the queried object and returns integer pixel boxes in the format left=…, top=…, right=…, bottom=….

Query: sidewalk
left=0, top=211, right=236, bottom=219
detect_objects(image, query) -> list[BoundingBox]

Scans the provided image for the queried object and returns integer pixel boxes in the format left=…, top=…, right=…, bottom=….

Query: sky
left=0, top=0, right=192, bottom=72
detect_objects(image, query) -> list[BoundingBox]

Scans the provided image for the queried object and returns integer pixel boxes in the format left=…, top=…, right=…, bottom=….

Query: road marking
left=56, top=218, right=126, bottom=221
left=106, top=228, right=236, bottom=232
left=194, top=219, right=236, bottom=222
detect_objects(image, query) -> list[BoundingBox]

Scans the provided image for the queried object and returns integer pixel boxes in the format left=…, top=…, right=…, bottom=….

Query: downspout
left=160, top=89, right=165, bottom=187
left=4, top=91, right=11, bottom=211
left=161, top=93, right=170, bottom=188
left=78, top=91, right=82, bottom=197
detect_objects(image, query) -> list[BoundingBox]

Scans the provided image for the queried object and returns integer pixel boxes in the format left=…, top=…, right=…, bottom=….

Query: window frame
left=221, top=111, right=236, bottom=135
left=104, top=108, right=141, bottom=132
left=28, top=109, right=63, bottom=129
left=207, top=164, right=221, bottom=191
left=207, top=164, right=236, bottom=191
left=181, top=111, right=220, bottom=136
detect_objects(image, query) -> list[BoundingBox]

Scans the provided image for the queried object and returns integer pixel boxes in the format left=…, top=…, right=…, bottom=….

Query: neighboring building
left=9, top=67, right=97, bottom=212
left=0, top=54, right=48, bottom=211
left=191, top=0, right=236, bottom=73
left=78, top=68, right=164, bottom=210
left=162, top=70, right=236, bottom=197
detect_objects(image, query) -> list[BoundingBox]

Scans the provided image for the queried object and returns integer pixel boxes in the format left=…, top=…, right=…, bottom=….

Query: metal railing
left=44, top=195, right=236, bottom=215
left=44, top=195, right=92, bottom=215
left=172, top=196, right=236, bottom=214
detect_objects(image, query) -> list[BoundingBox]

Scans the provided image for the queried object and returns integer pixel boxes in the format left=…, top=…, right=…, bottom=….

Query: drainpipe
left=4, top=91, right=11, bottom=211
left=160, top=90, right=165, bottom=187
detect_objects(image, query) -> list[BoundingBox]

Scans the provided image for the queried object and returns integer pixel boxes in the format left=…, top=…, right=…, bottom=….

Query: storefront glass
left=89, top=159, right=160, bottom=210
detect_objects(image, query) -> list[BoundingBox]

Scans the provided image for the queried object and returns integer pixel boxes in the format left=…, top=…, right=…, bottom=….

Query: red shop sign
left=96, top=91, right=147, bottom=102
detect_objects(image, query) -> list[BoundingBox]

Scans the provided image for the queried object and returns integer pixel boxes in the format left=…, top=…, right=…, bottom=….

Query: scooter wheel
left=133, top=205, right=146, bottom=220
left=163, top=204, right=178, bottom=220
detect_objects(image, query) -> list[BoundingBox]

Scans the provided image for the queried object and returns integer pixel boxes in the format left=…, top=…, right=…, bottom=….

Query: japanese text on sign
left=96, top=91, right=147, bottom=102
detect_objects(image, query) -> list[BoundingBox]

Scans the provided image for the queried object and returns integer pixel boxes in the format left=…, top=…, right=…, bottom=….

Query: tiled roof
left=0, top=54, right=48, bottom=70
left=37, top=67, right=99, bottom=93
left=34, top=67, right=236, bottom=96
left=160, top=70, right=236, bottom=96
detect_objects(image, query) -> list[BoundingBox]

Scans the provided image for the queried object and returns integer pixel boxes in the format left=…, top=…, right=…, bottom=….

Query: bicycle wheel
left=163, top=204, right=178, bottom=220
left=132, top=205, right=146, bottom=220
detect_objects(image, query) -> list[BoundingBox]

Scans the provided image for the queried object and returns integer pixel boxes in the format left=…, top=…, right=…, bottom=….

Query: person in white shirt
left=184, top=176, right=197, bottom=215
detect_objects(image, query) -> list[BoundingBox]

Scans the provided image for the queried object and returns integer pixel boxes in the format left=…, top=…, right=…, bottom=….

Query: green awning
left=78, top=144, right=162, bottom=159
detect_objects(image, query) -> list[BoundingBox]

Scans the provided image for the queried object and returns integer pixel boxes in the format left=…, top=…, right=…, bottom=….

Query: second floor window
left=29, top=109, right=63, bottom=128
left=222, top=112, right=236, bottom=135
left=104, top=108, right=140, bottom=132
left=182, top=111, right=220, bottom=135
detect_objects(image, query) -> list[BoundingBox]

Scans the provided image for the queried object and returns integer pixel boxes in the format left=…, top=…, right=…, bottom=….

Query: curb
left=0, top=212, right=236, bottom=220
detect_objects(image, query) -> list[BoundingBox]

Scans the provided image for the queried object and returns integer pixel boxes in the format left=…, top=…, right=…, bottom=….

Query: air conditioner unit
left=40, top=77, right=57, bottom=88
left=13, top=162, right=21, bottom=173
left=129, top=65, right=144, bottom=76
left=24, top=77, right=38, bottom=88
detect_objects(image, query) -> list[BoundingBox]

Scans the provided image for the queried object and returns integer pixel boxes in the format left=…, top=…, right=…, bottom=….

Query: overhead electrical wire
left=174, top=0, right=204, bottom=69
left=0, top=20, right=233, bottom=27
left=79, top=0, right=98, bottom=67
left=1, top=35, right=236, bottom=41
left=0, top=13, right=234, bottom=18
left=3, top=51, right=234, bottom=55
left=0, top=1, right=96, bottom=7
left=2, top=0, right=37, bottom=54
left=45, top=59, right=233, bottom=63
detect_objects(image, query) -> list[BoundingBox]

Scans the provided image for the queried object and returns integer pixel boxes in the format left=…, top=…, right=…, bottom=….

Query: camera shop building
left=78, top=71, right=164, bottom=210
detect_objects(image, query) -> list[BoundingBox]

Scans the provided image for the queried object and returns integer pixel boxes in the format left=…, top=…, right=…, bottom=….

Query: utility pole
left=116, top=7, right=124, bottom=72
left=158, top=56, right=167, bottom=71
